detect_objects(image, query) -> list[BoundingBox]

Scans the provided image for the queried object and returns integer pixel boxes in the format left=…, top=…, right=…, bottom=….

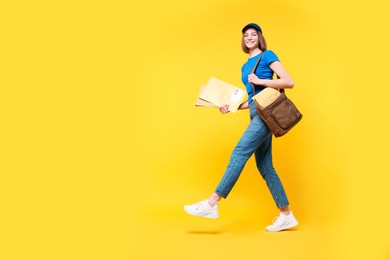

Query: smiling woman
left=184, top=23, right=299, bottom=232
left=241, top=23, right=267, bottom=52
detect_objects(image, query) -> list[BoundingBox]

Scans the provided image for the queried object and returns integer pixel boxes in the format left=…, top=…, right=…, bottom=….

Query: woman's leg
left=254, top=135, right=298, bottom=231
left=254, top=134, right=290, bottom=210
left=184, top=112, right=271, bottom=218
left=207, top=193, right=222, bottom=206
left=214, top=107, right=271, bottom=199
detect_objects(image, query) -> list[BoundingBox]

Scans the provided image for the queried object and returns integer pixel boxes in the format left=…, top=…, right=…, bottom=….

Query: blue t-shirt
left=241, top=50, right=279, bottom=101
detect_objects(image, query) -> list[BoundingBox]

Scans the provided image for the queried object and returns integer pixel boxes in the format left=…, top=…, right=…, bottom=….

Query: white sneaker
left=266, top=212, right=298, bottom=232
left=184, top=199, right=219, bottom=219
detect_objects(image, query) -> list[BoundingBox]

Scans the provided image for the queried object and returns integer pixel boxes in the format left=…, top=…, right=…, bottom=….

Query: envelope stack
left=195, top=77, right=246, bottom=113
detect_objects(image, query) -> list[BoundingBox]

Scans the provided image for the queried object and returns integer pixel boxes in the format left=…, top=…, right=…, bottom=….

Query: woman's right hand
left=219, top=104, right=230, bottom=114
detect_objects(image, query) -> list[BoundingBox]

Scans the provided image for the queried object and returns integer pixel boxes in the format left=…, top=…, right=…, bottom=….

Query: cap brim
left=242, top=24, right=262, bottom=33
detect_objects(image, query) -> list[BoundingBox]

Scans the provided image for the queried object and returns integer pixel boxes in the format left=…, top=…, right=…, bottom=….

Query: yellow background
left=1, top=0, right=389, bottom=259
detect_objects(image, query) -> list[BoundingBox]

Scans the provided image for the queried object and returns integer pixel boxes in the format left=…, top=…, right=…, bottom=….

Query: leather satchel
left=251, top=52, right=302, bottom=137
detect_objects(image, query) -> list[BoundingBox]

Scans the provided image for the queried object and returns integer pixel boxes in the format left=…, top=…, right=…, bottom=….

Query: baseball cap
left=242, top=23, right=262, bottom=34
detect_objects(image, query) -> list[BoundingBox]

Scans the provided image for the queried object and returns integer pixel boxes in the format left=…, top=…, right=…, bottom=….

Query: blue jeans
left=215, top=101, right=289, bottom=208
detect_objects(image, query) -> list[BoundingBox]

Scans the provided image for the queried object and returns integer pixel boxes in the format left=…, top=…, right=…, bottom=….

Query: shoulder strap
left=251, top=51, right=285, bottom=95
left=251, top=52, right=264, bottom=96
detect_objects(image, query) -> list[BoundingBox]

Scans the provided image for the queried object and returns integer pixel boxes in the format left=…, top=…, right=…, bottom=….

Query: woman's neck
left=249, top=48, right=262, bottom=58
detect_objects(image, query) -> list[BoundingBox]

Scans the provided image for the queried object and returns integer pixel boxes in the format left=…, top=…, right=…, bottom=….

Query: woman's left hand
left=248, top=73, right=260, bottom=85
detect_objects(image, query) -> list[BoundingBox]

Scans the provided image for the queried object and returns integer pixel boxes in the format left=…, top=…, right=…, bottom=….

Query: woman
left=184, top=23, right=298, bottom=232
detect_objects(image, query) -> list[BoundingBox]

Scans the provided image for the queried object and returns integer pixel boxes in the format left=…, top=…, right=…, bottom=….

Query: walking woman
left=184, top=23, right=298, bottom=232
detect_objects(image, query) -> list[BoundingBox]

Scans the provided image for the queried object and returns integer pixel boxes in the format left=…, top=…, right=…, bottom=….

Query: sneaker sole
left=183, top=207, right=219, bottom=219
left=266, top=220, right=298, bottom=232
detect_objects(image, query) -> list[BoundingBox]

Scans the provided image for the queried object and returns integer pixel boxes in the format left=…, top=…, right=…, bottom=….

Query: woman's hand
left=219, top=104, right=230, bottom=114
left=248, top=73, right=260, bottom=85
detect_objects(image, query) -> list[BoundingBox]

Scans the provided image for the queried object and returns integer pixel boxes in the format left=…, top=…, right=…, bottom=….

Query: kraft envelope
left=253, top=87, right=281, bottom=109
left=199, top=77, right=245, bottom=113
left=195, top=84, right=219, bottom=108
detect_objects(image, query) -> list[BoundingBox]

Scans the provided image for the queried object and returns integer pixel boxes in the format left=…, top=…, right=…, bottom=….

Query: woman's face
left=243, top=28, right=259, bottom=50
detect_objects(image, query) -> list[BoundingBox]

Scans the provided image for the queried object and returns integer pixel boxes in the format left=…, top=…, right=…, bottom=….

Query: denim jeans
left=215, top=101, right=289, bottom=208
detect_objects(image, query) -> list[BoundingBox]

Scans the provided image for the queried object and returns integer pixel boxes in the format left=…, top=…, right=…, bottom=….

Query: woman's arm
left=238, top=100, right=249, bottom=110
left=248, top=61, right=294, bottom=89
left=219, top=100, right=249, bottom=114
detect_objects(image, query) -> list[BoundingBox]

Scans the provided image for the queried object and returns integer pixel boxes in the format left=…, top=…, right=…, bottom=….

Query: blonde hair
left=241, top=30, right=267, bottom=53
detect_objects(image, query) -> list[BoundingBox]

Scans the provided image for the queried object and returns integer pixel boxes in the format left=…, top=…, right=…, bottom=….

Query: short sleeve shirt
left=241, top=50, right=279, bottom=101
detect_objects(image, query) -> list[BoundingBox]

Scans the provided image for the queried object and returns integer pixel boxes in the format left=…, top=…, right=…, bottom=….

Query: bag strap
left=250, top=51, right=284, bottom=95
left=250, top=52, right=264, bottom=96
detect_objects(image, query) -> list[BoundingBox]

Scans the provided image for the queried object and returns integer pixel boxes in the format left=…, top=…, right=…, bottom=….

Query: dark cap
left=242, top=23, right=262, bottom=34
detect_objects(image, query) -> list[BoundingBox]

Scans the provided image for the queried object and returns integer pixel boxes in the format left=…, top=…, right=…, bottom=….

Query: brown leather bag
left=251, top=52, right=302, bottom=137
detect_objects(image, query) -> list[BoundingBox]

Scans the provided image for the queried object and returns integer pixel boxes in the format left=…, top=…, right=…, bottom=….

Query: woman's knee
left=257, top=162, right=275, bottom=179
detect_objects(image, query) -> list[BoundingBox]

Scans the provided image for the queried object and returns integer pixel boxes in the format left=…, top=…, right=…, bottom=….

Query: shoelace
left=192, top=201, right=205, bottom=210
left=271, top=216, right=286, bottom=226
